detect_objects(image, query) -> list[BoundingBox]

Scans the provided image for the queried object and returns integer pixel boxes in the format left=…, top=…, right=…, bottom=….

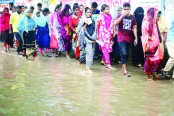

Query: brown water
left=0, top=46, right=174, bottom=116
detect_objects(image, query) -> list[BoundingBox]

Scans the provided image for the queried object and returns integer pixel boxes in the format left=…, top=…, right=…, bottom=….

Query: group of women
left=0, top=2, right=173, bottom=80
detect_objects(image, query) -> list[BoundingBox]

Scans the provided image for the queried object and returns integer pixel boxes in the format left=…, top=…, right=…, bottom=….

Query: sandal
left=124, top=72, right=131, bottom=77
left=147, top=75, right=153, bottom=81
left=161, top=70, right=171, bottom=78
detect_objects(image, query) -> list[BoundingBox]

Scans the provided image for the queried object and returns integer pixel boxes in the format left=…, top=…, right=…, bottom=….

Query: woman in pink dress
left=61, top=4, right=72, bottom=59
left=50, top=4, right=64, bottom=57
left=0, top=8, right=11, bottom=52
left=142, top=8, right=163, bottom=80
left=96, top=4, right=114, bottom=69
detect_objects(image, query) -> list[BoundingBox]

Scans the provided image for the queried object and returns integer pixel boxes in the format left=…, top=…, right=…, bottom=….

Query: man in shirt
left=91, top=2, right=101, bottom=59
left=114, top=3, right=138, bottom=77
left=30, top=6, right=35, bottom=17
left=9, top=2, right=14, bottom=14
left=33, top=3, right=43, bottom=19
left=9, top=5, right=24, bottom=55
left=162, top=18, right=174, bottom=79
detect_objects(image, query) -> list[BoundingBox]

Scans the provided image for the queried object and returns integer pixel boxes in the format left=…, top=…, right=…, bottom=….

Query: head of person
left=37, top=3, right=42, bottom=11
left=30, top=6, right=34, bottom=13
left=80, top=5, right=84, bottom=12
left=3, top=7, right=9, bottom=15
left=134, top=7, right=144, bottom=16
left=25, top=9, right=31, bottom=18
left=42, top=8, right=49, bottom=16
left=73, top=3, right=79, bottom=16
left=36, top=11, right=40, bottom=17
left=63, top=8, right=70, bottom=16
left=147, top=8, right=158, bottom=21
left=85, top=7, right=91, bottom=18
left=91, top=2, right=98, bottom=12
left=101, top=4, right=109, bottom=14
left=54, top=4, right=62, bottom=14
left=123, top=3, right=131, bottom=16
left=115, top=5, right=122, bottom=15
left=157, top=11, right=162, bottom=21
left=9, top=2, right=14, bottom=10
left=16, top=5, right=22, bottom=14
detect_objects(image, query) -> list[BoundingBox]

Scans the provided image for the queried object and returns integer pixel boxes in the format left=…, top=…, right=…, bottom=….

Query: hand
left=33, top=28, right=36, bottom=31
left=134, top=39, right=138, bottom=46
left=122, top=10, right=129, bottom=17
left=9, top=30, right=12, bottom=34
left=85, top=20, right=88, bottom=24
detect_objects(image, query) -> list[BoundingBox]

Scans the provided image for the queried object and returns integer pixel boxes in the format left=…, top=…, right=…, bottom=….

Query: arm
left=9, top=14, right=13, bottom=34
left=133, top=24, right=138, bottom=46
left=114, top=10, right=130, bottom=26
left=95, top=21, right=99, bottom=40
left=114, top=15, right=124, bottom=26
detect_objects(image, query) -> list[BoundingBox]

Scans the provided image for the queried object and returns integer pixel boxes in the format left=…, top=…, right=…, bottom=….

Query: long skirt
left=86, top=43, right=94, bottom=67
left=72, top=32, right=80, bottom=59
left=63, top=25, right=72, bottom=52
left=23, top=31, right=37, bottom=58
left=36, top=24, right=50, bottom=49
left=132, top=36, right=144, bottom=66
left=144, top=46, right=162, bottom=74
left=0, top=30, right=13, bottom=48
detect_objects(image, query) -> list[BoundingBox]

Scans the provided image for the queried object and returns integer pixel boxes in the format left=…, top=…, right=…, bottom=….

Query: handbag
left=50, top=32, right=58, bottom=49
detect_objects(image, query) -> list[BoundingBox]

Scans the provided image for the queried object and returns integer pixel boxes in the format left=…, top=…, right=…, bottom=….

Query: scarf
left=35, top=10, right=47, bottom=27
left=0, top=8, right=11, bottom=32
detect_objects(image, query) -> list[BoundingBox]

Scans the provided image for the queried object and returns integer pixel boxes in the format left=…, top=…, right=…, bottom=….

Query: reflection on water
left=1, top=49, right=174, bottom=116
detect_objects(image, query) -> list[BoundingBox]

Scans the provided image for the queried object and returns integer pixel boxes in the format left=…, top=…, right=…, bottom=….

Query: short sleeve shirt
left=117, top=14, right=136, bottom=43
left=10, top=12, right=23, bottom=32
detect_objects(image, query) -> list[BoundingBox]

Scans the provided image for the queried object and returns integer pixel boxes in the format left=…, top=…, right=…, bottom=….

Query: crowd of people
left=0, top=2, right=174, bottom=80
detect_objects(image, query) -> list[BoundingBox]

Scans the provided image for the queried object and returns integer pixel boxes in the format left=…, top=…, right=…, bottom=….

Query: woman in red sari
left=0, top=8, right=11, bottom=52
left=142, top=8, right=163, bottom=80
left=69, top=4, right=80, bottom=61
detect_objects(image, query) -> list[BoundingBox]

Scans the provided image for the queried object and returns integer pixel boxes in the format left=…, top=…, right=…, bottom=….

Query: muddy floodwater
left=0, top=46, right=174, bottom=116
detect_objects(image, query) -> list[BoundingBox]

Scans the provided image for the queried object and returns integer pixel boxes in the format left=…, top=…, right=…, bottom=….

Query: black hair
left=92, top=2, right=98, bottom=8
left=80, top=4, right=84, bottom=7
left=54, top=4, right=62, bottom=11
left=65, top=4, right=71, bottom=10
left=30, top=6, right=34, bottom=10
left=9, top=2, right=14, bottom=6
left=101, top=4, right=109, bottom=12
left=16, top=5, right=22, bottom=9
left=37, top=3, right=42, bottom=7
left=4, top=7, right=9, bottom=11
left=123, top=3, right=131, bottom=8
left=158, top=11, right=162, bottom=15
left=85, top=7, right=91, bottom=13
left=43, top=8, right=49, bottom=13
left=73, top=3, right=79, bottom=11
left=24, top=6, right=27, bottom=9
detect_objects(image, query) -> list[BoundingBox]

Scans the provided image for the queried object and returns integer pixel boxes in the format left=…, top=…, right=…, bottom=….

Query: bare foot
left=86, top=67, right=93, bottom=73
left=66, top=54, right=71, bottom=59
left=101, top=61, right=105, bottom=65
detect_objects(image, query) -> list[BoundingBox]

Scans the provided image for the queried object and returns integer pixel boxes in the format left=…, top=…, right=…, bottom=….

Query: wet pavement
left=0, top=45, right=174, bottom=116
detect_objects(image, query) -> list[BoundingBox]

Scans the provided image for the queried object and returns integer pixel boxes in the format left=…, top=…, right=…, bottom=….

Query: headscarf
left=134, top=7, right=144, bottom=36
left=134, top=7, right=144, bottom=25
left=78, top=8, right=96, bottom=43
left=35, top=10, right=47, bottom=27
left=113, top=5, right=122, bottom=20
left=142, top=7, right=163, bottom=60
left=18, top=9, right=36, bottom=40
left=0, top=8, right=11, bottom=32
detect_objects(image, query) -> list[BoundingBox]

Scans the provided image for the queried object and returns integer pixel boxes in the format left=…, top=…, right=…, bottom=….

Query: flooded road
left=0, top=45, right=174, bottom=116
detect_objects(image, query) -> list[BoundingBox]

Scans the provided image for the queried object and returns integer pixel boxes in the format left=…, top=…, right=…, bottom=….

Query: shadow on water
left=1, top=46, right=174, bottom=116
